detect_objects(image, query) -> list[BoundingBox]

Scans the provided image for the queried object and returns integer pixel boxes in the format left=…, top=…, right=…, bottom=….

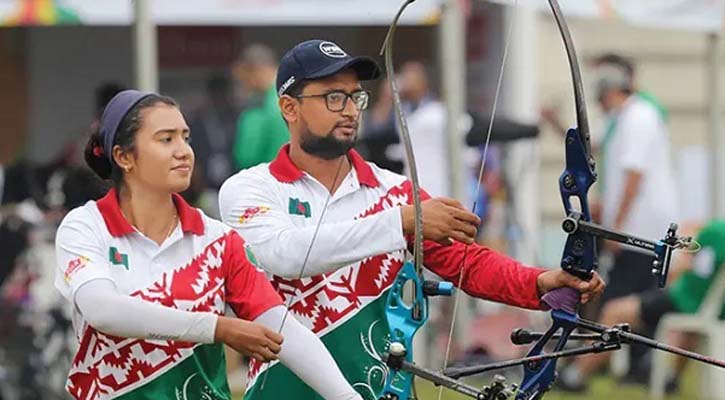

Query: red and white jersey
left=219, top=145, right=545, bottom=395
left=54, top=188, right=281, bottom=399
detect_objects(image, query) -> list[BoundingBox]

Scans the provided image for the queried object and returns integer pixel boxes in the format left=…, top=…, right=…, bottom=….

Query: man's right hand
left=401, top=197, right=481, bottom=246
left=214, top=316, right=284, bottom=362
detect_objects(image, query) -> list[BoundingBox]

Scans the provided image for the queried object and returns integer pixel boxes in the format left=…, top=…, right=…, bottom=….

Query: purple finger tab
left=541, top=287, right=580, bottom=314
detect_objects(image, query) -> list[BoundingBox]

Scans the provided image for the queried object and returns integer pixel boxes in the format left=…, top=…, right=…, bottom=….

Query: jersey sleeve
left=218, top=171, right=406, bottom=278
left=421, top=241, right=545, bottom=310
left=413, top=187, right=545, bottom=310
left=54, top=207, right=115, bottom=302
left=223, top=230, right=283, bottom=321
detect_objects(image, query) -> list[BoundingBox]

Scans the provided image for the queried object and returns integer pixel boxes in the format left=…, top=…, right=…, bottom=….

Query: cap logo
left=319, top=41, right=347, bottom=58
left=279, top=76, right=296, bottom=96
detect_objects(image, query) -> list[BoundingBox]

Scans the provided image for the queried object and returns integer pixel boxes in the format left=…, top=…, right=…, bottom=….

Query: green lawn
left=415, top=364, right=702, bottom=400
left=235, top=363, right=710, bottom=399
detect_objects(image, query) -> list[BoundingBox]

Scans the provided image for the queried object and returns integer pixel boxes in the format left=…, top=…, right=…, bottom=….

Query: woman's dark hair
left=84, top=94, right=177, bottom=185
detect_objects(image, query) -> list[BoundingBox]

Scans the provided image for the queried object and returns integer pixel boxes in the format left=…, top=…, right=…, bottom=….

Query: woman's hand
left=214, top=316, right=284, bottom=362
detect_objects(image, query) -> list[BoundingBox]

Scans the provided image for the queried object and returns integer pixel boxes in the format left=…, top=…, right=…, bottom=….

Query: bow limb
left=378, top=1, right=439, bottom=399
left=382, top=0, right=424, bottom=271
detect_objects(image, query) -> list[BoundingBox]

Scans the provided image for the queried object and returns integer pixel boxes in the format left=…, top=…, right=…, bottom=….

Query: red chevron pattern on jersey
left=66, top=236, right=229, bottom=400
left=248, top=181, right=415, bottom=380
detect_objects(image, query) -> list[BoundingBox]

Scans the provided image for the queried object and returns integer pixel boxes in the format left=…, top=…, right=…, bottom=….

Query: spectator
left=593, top=54, right=678, bottom=301
left=357, top=78, right=404, bottom=173
left=187, top=75, right=239, bottom=215
left=231, top=44, right=289, bottom=170
left=398, top=61, right=450, bottom=197
left=558, top=53, right=679, bottom=390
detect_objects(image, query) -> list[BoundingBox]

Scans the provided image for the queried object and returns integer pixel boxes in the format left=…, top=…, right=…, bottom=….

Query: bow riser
left=382, top=261, right=429, bottom=399
left=559, top=128, right=598, bottom=281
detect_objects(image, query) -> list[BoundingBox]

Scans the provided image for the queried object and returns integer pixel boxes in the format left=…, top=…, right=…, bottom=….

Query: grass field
left=235, top=365, right=708, bottom=399
left=414, top=364, right=702, bottom=400
left=234, top=358, right=714, bottom=399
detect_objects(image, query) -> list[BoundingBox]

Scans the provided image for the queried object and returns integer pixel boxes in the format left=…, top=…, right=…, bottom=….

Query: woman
left=55, top=90, right=360, bottom=399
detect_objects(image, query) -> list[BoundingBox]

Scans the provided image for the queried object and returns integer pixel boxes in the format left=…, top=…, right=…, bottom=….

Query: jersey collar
left=96, top=188, right=205, bottom=237
left=269, top=143, right=379, bottom=188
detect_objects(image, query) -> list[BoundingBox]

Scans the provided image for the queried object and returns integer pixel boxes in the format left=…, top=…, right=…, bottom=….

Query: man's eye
left=328, top=93, right=345, bottom=102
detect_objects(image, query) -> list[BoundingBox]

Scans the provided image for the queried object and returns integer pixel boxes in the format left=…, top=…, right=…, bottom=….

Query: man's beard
left=299, top=121, right=357, bottom=160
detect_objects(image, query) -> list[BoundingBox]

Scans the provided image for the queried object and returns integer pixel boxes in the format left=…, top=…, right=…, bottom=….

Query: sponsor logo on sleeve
left=238, top=206, right=271, bottom=225
left=64, top=256, right=90, bottom=283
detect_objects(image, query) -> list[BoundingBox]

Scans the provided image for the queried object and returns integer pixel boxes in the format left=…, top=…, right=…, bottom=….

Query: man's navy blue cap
left=276, top=39, right=381, bottom=97
left=99, top=90, right=153, bottom=162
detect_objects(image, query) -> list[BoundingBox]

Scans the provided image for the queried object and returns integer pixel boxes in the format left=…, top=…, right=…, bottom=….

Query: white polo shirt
left=599, top=94, right=678, bottom=241
left=54, top=188, right=281, bottom=400
left=218, top=145, right=544, bottom=398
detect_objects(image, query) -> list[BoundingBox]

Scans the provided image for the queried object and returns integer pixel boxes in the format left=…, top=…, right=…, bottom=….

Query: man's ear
left=279, top=95, right=298, bottom=124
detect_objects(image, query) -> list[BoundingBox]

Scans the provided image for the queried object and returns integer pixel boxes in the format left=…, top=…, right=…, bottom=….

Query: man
left=231, top=44, right=289, bottom=170
left=555, top=54, right=679, bottom=390
left=398, top=61, right=450, bottom=198
left=219, top=39, right=605, bottom=399
left=358, top=78, right=403, bottom=174
left=187, top=75, right=239, bottom=216
left=189, top=75, right=238, bottom=191
left=594, top=54, right=677, bottom=298
left=559, top=220, right=725, bottom=392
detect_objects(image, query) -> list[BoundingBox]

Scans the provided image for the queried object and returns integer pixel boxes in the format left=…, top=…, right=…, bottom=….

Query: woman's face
left=121, top=104, right=194, bottom=194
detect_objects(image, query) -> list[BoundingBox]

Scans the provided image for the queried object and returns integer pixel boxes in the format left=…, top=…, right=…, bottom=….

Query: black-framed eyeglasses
left=294, top=90, right=370, bottom=112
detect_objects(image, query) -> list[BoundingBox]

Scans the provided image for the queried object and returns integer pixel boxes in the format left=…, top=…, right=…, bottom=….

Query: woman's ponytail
left=83, top=125, right=112, bottom=180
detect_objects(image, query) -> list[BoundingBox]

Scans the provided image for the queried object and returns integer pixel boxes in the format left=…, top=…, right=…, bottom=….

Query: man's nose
left=341, top=97, right=360, bottom=118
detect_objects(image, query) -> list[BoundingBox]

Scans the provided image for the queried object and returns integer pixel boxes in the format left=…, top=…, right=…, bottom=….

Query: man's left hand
left=536, top=270, right=606, bottom=304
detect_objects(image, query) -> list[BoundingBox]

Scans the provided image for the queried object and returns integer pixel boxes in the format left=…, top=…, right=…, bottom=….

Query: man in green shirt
left=232, top=44, right=289, bottom=170
left=559, top=220, right=725, bottom=391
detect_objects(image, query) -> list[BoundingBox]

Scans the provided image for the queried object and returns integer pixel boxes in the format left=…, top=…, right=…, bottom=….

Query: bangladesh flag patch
left=245, top=245, right=264, bottom=271
left=288, top=198, right=311, bottom=218
left=109, top=247, right=129, bottom=270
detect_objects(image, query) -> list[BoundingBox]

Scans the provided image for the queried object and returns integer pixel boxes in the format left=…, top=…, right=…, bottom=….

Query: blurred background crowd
left=0, top=0, right=724, bottom=399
